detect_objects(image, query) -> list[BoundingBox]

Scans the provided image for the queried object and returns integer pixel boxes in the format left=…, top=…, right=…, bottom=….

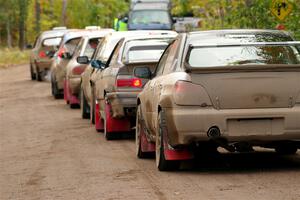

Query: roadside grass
left=0, top=48, right=30, bottom=68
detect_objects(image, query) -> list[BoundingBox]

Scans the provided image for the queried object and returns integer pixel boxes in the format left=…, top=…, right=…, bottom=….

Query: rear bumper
left=36, top=60, right=52, bottom=71
left=164, top=106, right=300, bottom=146
left=106, top=91, right=139, bottom=118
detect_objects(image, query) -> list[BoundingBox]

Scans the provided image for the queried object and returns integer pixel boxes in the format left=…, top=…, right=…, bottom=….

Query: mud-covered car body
left=64, top=30, right=113, bottom=107
left=80, top=30, right=177, bottom=121
left=92, top=34, right=176, bottom=137
left=30, top=29, right=70, bottom=81
left=135, top=29, right=300, bottom=171
left=50, top=30, right=112, bottom=98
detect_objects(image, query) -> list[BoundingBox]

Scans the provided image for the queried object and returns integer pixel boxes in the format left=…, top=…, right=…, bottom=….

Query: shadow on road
left=181, top=151, right=300, bottom=173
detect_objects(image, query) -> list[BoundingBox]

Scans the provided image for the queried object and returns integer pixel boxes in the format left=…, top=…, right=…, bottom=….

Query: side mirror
left=46, top=50, right=55, bottom=58
left=62, top=52, right=71, bottom=59
left=91, top=60, right=105, bottom=69
left=77, top=56, right=89, bottom=64
left=134, top=67, right=152, bottom=79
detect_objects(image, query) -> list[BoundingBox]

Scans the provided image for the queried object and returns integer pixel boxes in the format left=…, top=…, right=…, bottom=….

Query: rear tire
left=80, top=88, right=90, bottom=119
left=156, top=111, right=180, bottom=171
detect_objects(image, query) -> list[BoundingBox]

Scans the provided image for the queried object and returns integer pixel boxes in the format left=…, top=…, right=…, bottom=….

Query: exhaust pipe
left=207, top=127, right=221, bottom=138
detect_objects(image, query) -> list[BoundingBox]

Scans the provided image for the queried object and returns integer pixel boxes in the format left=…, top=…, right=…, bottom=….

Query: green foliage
left=174, top=0, right=300, bottom=40
left=0, top=48, right=30, bottom=68
left=0, top=0, right=299, bottom=49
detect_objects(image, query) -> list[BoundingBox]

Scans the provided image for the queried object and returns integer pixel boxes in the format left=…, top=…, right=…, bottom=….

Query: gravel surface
left=1, top=65, right=300, bottom=200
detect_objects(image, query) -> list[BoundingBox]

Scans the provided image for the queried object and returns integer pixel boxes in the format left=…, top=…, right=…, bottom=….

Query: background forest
left=0, top=0, right=299, bottom=50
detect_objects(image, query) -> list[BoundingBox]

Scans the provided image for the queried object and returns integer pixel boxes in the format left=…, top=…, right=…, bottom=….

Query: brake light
left=39, top=51, right=47, bottom=58
left=173, top=80, right=212, bottom=106
left=116, top=78, right=142, bottom=88
left=72, top=65, right=86, bottom=75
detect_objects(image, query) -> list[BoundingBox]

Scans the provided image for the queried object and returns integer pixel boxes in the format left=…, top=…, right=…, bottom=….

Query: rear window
left=188, top=44, right=300, bottom=67
left=122, top=38, right=171, bottom=63
left=127, top=46, right=166, bottom=63
left=42, top=37, right=61, bottom=47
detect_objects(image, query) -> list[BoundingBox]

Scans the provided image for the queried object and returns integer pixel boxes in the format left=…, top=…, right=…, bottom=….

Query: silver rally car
left=134, top=29, right=300, bottom=171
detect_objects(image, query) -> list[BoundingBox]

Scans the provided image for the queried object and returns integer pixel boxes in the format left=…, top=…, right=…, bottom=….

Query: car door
left=142, top=41, right=174, bottom=134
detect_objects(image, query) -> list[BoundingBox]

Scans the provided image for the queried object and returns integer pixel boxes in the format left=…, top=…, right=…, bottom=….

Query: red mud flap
left=64, top=79, right=79, bottom=105
left=95, top=102, right=104, bottom=131
left=141, top=125, right=155, bottom=153
left=105, top=103, right=131, bottom=133
left=162, top=127, right=193, bottom=161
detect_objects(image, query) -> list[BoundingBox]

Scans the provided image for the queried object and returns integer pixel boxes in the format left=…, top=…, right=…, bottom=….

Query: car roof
left=61, top=29, right=114, bottom=44
left=39, top=29, right=73, bottom=40
left=188, top=29, right=293, bottom=38
left=106, top=30, right=177, bottom=40
left=122, top=33, right=177, bottom=43
left=187, top=29, right=294, bottom=44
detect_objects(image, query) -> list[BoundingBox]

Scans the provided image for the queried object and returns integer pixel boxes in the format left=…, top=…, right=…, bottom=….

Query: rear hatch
left=117, top=62, right=157, bottom=89
left=189, top=67, right=300, bottom=109
left=186, top=42, right=300, bottom=109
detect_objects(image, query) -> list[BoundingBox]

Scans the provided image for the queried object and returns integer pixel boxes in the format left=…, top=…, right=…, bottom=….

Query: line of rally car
left=29, top=27, right=300, bottom=171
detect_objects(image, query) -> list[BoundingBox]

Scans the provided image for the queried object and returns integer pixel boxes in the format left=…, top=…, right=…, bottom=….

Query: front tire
left=51, top=78, right=63, bottom=99
left=136, top=105, right=155, bottom=158
left=104, top=101, right=114, bottom=140
left=80, top=88, right=90, bottom=119
left=36, top=66, right=42, bottom=81
left=90, top=86, right=95, bottom=124
left=156, top=111, right=180, bottom=171
left=30, top=64, right=36, bottom=80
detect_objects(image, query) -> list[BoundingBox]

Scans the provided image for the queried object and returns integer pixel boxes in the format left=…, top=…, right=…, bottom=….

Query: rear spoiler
left=190, top=41, right=300, bottom=48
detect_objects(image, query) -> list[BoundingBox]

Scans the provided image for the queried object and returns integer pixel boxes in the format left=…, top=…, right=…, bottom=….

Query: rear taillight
left=116, top=78, right=142, bottom=88
left=72, top=65, right=86, bottom=75
left=39, top=51, right=47, bottom=58
left=173, top=80, right=212, bottom=106
left=57, top=48, right=65, bottom=58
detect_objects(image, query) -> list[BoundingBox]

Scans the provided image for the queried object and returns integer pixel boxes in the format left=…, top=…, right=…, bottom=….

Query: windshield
left=188, top=45, right=300, bottom=67
left=130, top=10, right=170, bottom=25
left=95, top=37, right=120, bottom=62
left=83, top=38, right=100, bottom=59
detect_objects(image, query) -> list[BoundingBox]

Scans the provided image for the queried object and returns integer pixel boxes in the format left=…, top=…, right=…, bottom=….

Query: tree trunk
left=61, top=0, right=67, bottom=26
left=19, top=0, right=27, bottom=50
left=35, top=0, right=41, bottom=34
left=6, top=20, right=12, bottom=48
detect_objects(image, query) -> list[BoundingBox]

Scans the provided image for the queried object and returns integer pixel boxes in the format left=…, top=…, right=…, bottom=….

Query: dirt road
left=1, top=65, right=300, bottom=200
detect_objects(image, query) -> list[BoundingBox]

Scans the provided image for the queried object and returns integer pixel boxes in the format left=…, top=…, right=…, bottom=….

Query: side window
left=107, top=39, right=124, bottom=67
left=162, top=39, right=180, bottom=75
left=83, top=38, right=100, bottom=59
left=74, top=38, right=85, bottom=57
left=154, top=44, right=172, bottom=76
